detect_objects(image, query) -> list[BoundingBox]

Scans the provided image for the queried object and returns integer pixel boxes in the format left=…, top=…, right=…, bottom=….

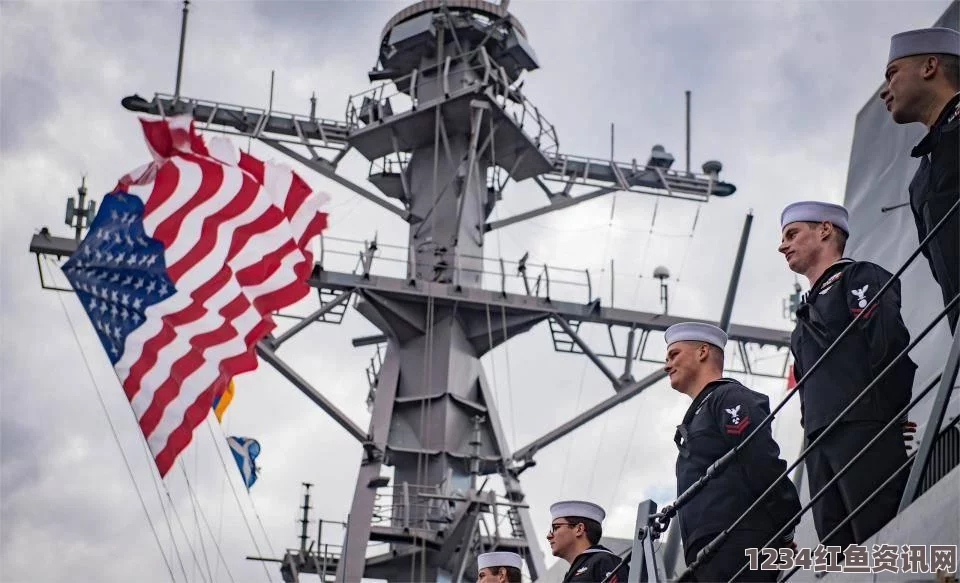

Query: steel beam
left=719, top=211, right=752, bottom=331
left=337, top=347, right=401, bottom=582
left=485, top=186, right=617, bottom=232
left=553, top=315, right=623, bottom=389
left=255, top=343, right=368, bottom=443
left=312, top=269, right=791, bottom=349
left=121, top=93, right=352, bottom=150
left=270, top=289, right=354, bottom=349
left=511, top=368, right=667, bottom=462
left=260, top=139, right=413, bottom=222
left=351, top=334, right=388, bottom=347
left=898, top=326, right=960, bottom=511
left=28, top=234, right=791, bottom=349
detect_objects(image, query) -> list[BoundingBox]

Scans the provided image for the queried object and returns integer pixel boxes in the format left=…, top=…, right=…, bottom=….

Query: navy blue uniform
left=674, top=378, right=801, bottom=582
left=561, top=545, right=625, bottom=583
left=908, top=93, right=959, bottom=331
left=790, top=259, right=917, bottom=547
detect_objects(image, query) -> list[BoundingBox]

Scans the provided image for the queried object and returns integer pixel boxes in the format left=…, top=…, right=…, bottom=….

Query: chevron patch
left=725, top=417, right=750, bottom=436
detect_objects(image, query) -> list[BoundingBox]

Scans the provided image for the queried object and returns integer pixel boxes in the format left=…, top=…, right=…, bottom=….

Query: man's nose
left=778, top=241, right=789, bottom=254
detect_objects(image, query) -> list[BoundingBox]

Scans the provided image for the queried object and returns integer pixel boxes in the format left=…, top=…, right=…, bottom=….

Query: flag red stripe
left=152, top=159, right=225, bottom=248
left=142, top=162, right=182, bottom=219
left=139, top=295, right=249, bottom=437
left=166, top=174, right=259, bottom=282
left=283, top=172, right=313, bottom=217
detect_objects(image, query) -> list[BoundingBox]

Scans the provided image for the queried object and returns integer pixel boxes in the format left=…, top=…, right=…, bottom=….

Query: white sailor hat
left=550, top=500, right=606, bottom=524
left=477, top=552, right=523, bottom=571
left=780, top=201, right=850, bottom=235
left=664, top=322, right=727, bottom=351
left=888, top=27, right=960, bottom=65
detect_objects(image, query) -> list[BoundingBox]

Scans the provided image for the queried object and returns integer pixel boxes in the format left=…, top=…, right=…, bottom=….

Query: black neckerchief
left=803, top=258, right=855, bottom=303
left=911, top=92, right=960, bottom=158
left=674, top=378, right=738, bottom=454
left=563, top=545, right=618, bottom=582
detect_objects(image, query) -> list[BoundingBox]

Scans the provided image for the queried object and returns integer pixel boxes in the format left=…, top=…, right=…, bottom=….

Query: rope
left=190, top=443, right=204, bottom=583
left=52, top=282, right=180, bottom=583
left=499, top=304, right=518, bottom=447
left=485, top=304, right=502, bottom=409
left=155, top=459, right=210, bottom=583
left=207, top=417, right=279, bottom=561
left=184, top=452, right=215, bottom=583
left=179, top=462, right=236, bottom=583
left=559, top=351, right=591, bottom=498
left=213, top=416, right=229, bottom=582
left=203, top=419, right=277, bottom=583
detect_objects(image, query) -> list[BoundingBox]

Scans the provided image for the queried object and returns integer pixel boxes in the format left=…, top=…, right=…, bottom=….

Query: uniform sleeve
left=710, top=387, right=802, bottom=544
left=789, top=360, right=805, bottom=429
left=588, top=553, right=624, bottom=583
left=842, top=263, right=912, bottom=380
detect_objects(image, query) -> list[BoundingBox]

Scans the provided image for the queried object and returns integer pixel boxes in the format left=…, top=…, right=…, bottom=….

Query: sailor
left=546, top=500, right=625, bottom=583
left=476, top=551, right=523, bottom=583
left=665, top=322, right=801, bottom=582
left=779, top=201, right=917, bottom=549
left=880, top=27, right=960, bottom=331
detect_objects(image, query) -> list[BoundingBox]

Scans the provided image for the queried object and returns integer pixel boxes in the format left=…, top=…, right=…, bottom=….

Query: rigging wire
left=499, top=304, right=518, bottom=448
left=493, top=227, right=519, bottom=445
left=213, top=415, right=230, bottom=582
left=203, top=418, right=277, bottom=583
left=188, top=442, right=213, bottom=583
left=584, top=395, right=613, bottom=499
left=149, top=453, right=211, bottom=583
left=558, top=352, right=592, bottom=499
left=674, top=201, right=703, bottom=284
left=208, top=413, right=279, bottom=560
left=178, top=462, right=235, bottom=583
left=485, top=304, right=503, bottom=410
left=51, top=273, right=181, bottom=583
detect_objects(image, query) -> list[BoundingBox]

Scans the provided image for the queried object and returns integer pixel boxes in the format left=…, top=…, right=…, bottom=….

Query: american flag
left=62, top=115, right=328, bottom=477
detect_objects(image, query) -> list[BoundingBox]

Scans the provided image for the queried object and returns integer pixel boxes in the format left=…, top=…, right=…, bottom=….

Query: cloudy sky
left=1, top=0, right=954, bottom=582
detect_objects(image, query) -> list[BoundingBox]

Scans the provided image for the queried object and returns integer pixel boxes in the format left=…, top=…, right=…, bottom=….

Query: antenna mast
left=174, top=0, right=189, bottom=99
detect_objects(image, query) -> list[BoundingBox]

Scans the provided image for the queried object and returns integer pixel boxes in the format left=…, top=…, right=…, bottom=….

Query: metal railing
left=369, top=480, right=528, bottom=540
left=344, top=46, right=559, bottom=159
left=153, top=92, right=353, bottom=149
left=628, top=199, right=960, bottom=583
left=544, top=153, right=721, bottom=203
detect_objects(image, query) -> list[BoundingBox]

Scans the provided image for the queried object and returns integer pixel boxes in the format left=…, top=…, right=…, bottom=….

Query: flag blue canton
left=62, top=192, right=177, bottom=365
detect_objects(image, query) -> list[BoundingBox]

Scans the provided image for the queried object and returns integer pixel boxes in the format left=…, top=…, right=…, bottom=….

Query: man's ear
left=697, top=343, right=709, bottom=363
left=818, top=221, right=836, bottom=244
left=921, top=55, right=940, bottom=81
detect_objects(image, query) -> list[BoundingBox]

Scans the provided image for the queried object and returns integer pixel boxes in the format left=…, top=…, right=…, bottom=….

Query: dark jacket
left=790, top=260, right=917, bottom=436
left=909, top=92, right=959, bottom=331
left=674, top=378, right=802, bottom=552
left=561, top=545, right=625, bottom=583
